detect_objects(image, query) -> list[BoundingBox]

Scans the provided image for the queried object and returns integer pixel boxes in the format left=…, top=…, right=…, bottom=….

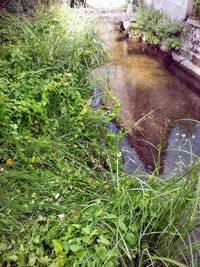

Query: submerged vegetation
left=0, top=3, right=200, bottom=266
left=131, top=3, right=185, bottom=51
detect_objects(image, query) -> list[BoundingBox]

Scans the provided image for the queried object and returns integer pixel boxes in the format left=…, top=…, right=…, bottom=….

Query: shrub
left=195, top=0, right=200, bottom=19
left=0, top=6, right=106, bottom=149
left=131, top=4, right=185, bottom=51
left=6, top=0, right=23, bottom=13
left=20, top=0, right=36, bottom=11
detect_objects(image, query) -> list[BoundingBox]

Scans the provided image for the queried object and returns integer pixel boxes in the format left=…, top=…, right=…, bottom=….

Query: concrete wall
left=143, top=0, right=195, bottom=21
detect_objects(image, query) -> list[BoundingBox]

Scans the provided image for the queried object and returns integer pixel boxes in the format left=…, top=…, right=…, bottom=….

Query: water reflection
left=99, top=25, right=200, bottom=173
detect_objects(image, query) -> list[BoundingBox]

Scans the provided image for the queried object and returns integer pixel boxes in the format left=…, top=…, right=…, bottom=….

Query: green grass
left=0, top=4, right=200, bottom=267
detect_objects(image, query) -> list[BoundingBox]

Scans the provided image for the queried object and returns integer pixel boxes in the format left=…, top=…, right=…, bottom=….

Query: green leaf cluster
left=0, top=4, right=199, bottom=267
left=1, top=166, right=200, bottom=266
left=131, top=4, right=185, bottom=51
left=195, top=0, right=200, bottom=19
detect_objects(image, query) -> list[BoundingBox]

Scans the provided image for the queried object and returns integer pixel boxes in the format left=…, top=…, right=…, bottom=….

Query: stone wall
left=143, top=0, right=194, bottom=21
left=172, top=18, right=200, bottom=77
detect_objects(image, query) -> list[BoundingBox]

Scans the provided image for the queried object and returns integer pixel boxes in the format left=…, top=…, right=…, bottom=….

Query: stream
left=93, top=23, right=200, bottom=174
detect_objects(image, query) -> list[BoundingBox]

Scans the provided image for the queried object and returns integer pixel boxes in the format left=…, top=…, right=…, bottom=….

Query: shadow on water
left=94, top=24, right=200, bottom=174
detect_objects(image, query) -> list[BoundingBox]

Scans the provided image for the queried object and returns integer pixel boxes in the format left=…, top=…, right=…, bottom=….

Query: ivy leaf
left=82, top=235, right=93, bottom=245
left=62, top=241, right=69, bottom=253
left=82, top=225, right=90, bottom=235
left=28, top=256, right=37, bottom=266
left=90, top=228, right=98, bottom=237
left=125, top=232, right=136, bottom=246
left=53, top=240, right=63, bottom=254
left=0, top=241, right=8, bottom=251
left=97, top=236, right=110, bottom=245
left=7, top=255, right=18, bottom=262
left=72, top=224, right=81, bottom=229
left=118, top=219, right=127, bottom=232
left=70, top=244, right=82, bottom=252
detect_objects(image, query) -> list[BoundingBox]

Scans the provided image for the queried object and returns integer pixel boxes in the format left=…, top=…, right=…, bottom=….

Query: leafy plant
left=0, top=3, right=199, bottom=267
left=6, top=0, right=23, bottom=13
left=195, top=0, right=200, bottom=19
left=20, top=0, right=36, bottom=12
left=131, top=4, right=185, bottom=51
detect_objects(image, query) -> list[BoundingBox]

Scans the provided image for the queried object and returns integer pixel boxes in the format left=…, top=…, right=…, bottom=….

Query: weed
left=131, top=4, right=185, bottom=51
left=195, top=0, right=200, bottom=19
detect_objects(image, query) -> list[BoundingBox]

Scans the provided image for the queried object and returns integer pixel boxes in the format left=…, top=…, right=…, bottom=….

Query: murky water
left=96, top=24, right=200, bottom=174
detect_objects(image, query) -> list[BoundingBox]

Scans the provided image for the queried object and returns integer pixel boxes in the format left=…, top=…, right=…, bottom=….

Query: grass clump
left=0, top=3, right=200, bottom=267
left=195, top=0, right=200, bottom=19
left=131, top=4, right=185, bottom=51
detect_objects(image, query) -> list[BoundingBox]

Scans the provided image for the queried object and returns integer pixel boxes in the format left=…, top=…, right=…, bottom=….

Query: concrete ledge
left=187, top=18, right=200, bottom=28
left=180, top=59, right=200, bottom=76
left=171, top=52, right=186, bottom=63
left=171, top=51, right=200, bottom=77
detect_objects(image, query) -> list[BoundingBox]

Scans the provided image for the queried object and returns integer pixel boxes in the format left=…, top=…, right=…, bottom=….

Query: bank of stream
left=93, top=22, right=200, bottom=174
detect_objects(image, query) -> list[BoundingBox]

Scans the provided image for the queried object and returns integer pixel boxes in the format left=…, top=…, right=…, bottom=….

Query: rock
left=160, top=42, right=169, bottom=53
left=171, top=52, right=186, bottom=63
left=192, top=55, right=200, bottom=67
left=123, top=20, right=136, bottom=38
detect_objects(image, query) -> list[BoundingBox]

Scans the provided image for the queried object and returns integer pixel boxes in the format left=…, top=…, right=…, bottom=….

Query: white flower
left=10, top=124, right=18, bottom=129
left=176, top=133, right=179, bottom=136
left=117, top=152, right=121, bottom=158
left=55, top=193, right=60, bottom=200
left=192, top=135, right=195, bottom=139
left=58, top=214, right=64, bottom=220
left=181, top=134, right=186, bottom=138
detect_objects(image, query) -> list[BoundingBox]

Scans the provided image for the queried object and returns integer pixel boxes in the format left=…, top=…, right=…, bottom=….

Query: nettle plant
left=131, top=4, right=185, bottom=51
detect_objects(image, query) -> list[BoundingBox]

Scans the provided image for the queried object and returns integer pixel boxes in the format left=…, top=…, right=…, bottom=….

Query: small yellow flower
left=32, top=192, right=37, bottom=198
left=148, top=176, right=154, bottom=180
left=6, top=158, right=13, bottom=165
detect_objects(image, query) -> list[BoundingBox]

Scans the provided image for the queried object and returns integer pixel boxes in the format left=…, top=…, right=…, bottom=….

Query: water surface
left=98, top=25, right=200, bottom=173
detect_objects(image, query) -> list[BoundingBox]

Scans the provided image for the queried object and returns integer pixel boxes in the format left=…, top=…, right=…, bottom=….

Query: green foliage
left=0, top=7, right=105, bottom=141
left=0, top=4, right=199, bottom=267
left=6, top=0, right=23, bottom=13
left=195, top=0, right=200, bottom=19
left=4, top=0, right=36, bottom=13
left=20, top=0, right=36, bottom=11
left=1, top=164, right=200, bottom=266
left=131, top=4, right=185, bottom=51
